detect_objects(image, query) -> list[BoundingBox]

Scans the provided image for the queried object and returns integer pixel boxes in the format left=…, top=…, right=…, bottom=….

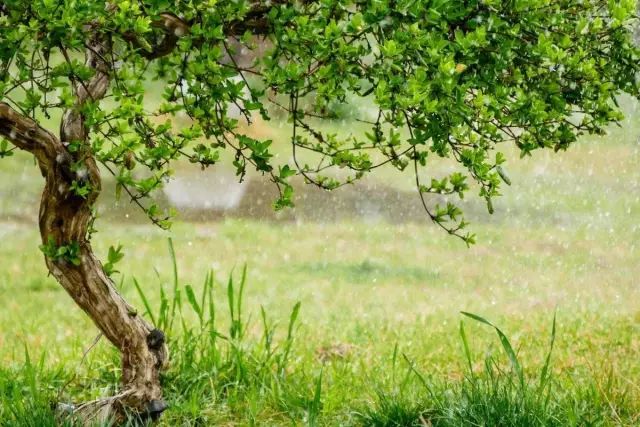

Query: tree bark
left=39, top=157, right=169, bottom=423
left=0, top=39, right=169, bottom=425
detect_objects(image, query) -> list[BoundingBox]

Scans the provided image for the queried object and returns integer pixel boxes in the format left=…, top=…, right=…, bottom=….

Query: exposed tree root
left=57, top=389, right=168, bottom=426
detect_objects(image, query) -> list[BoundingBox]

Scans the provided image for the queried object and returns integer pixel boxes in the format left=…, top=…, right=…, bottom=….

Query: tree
left=0, top=0, right=638, bottom=423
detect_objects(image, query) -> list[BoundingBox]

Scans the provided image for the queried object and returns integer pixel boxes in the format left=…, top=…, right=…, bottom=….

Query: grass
left=0, top=229, right=638, bottom=425
left=0, top=252, right=636, bottom=425
left=0, top=100, right=639, bottom=424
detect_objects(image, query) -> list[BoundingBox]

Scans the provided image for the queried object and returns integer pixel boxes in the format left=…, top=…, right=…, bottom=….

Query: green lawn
left=0, top=106, right=639, bottom=425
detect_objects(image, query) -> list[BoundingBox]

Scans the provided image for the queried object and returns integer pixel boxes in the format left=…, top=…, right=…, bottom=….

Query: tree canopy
left=2, top=0, right=639, bottom=243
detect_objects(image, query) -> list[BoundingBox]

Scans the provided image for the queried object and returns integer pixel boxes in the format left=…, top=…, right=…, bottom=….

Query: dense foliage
left=1, top=0, right=639, bottom=243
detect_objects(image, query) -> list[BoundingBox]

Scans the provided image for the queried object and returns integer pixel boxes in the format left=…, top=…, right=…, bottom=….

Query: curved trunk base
left=58, top=392, right=168, bottom=425
left=46, top=250, right=170, bottom=424
left=41, top=176, right=169, bottom=423
left=49, top=252, right=170, bottom=424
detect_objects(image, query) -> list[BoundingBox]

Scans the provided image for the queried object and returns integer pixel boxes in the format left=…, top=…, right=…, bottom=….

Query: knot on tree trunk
left=147, top=329, right=165, bottom=350
left=147, top=328, right=170, bottom=370
left=144, top=399, right=169, bottom=422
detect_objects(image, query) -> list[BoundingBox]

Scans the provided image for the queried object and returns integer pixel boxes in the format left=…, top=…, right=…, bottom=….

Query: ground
left=0, top=101, right=639, bottom=425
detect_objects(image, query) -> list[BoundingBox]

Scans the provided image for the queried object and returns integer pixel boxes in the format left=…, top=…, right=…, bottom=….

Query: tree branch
left=60, top=34, right=111, bottom=144
left=121, top=12, right=190, bottom=60
left=0, top=102, right=64, bottom=173
left=122, top=1, right=310, bottom=61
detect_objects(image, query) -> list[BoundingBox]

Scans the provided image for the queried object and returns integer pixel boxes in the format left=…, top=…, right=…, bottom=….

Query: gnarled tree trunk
left=0, top=34, right=169, bottom=426
left=40, top=155, right=169, bottom=423
left=0, top=3, right=273, bottom=423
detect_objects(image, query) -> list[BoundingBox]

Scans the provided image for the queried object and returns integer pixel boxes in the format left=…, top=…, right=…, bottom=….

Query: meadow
left=0, top=99, right=639, bottom=425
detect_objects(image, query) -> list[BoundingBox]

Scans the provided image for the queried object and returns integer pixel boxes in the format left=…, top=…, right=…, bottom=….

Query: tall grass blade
left=538, top=311, right=557, bottom=393
left=133, top=277, right=156, bottom=326
left=168, top=237, right=178, bottom=290
left=185, top=284, right=203, bottom=325
left=287, top=302, right=301, bottom=341
left=158, top=284, right=168, bottom=331
left=23, top=344, right=37, bottom=397
left=237, top=265, right=247, bottom=335
left=168, top=237, right=180, bottom=332
left=308, top=368, right=323, bottom=427
left=391, top=343, right=399, bottom=385
left=459, top=320, right=474, bottom=375
left=206, top=271, right=217, bottom=349
left=200, top=270, right=211, bottom=322
left=402, top=353, right=438, bottom=403
left=279, top=301, right=302, bottom=376
left=235, top=265, right=247, bottom=341
left=261, top=306, right=273, bottom=356
left=461, top=311, right=524, bottom=389
left=227, top=271, right=236, bottom=339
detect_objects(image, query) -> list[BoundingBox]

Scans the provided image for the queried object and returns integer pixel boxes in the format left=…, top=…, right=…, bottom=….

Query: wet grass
left=0, top=251, right=638, bottom=426
left=295, top=260, right=441, bottom=285
left=0, top=103, right=639, bottom=424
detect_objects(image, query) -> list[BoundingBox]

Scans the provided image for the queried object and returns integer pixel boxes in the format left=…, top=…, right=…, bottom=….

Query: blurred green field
left=0, top=100, right=639, bottom=425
